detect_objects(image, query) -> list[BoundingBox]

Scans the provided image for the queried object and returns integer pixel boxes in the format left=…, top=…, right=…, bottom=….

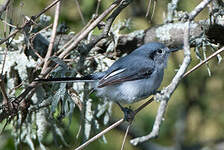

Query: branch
left=74, top=97, right=154, bottom=149
left=85, top=0, right=134, bottom=51
left=74, top=0, right=86, bottom=25
left=183, top=46, right=224, bottom=77
left=57, top=1, right=121, bottom=59
left=75, top=119, right=124, bottom=150
left=189, top=0, right=213, bottom=21
left=41, top=1, right=61, bottom=73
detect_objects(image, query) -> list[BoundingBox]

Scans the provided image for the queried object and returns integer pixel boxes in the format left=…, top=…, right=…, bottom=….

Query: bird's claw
left=122, top=107, right=135, bottom=123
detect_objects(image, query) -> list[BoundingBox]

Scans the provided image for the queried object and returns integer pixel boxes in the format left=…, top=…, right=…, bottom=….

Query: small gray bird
left=36, top=42, right=177, bottom=119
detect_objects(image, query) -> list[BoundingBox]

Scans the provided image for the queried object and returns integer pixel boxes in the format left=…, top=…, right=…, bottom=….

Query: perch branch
left=75, top=119, right=124, bottom=150
left=75, top=97, right=154, bottom=150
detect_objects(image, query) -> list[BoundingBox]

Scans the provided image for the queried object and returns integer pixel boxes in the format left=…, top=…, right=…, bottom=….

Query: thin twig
left=41, top=1, right=61, bottom=73
left=134, top=97, right=154, bottom=115
left=83, top=0, right=134, bottom=54
left=183, top=46, right=224, bottom=77
left=121, top=124, right=131, bottom=150
left=29, top=24, right=53, bottom=61
left=0, top=28, right=19, bottom=45
left=74, top=0, right=86, bottom=25
left=34, top=0, right=62, bottom=20
left=145, top=0, right=152, bottom=17
left=75, top=119, right=124, bottom=150
left=95, top=0, right=101, bottom=16
left=55, top=18, right=94, bottom=55
left=151, top=0, right=156, bottom=20
left=189, top=0, right=213, bottom=20
left=0, top=77, right=9, bottom=105
left=1, top=14, right=9, bottom=75
left=38, top=0, right=124, bottom=77
left=58, top=0, right=121, bottom=59
left=74, top=97, right=154, bottom=150
left=1, top=20, right=17, bottom=28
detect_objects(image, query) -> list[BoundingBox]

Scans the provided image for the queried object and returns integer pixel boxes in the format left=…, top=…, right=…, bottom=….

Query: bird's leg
left=115, top=102, right=135, bottom=123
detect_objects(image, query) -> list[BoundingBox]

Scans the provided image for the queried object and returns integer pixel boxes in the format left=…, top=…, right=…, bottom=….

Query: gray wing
left=98, top=55, right=155, bottom=88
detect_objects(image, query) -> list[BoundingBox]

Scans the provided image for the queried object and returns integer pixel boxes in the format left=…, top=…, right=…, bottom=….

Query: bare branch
left=189, top=0, right=213, bottom=20
left=145, top=0, right=152, bottom=18
left=121, top=124, right=131, bottom=150
left=41, top=1, right=61, bottom=73
left=184, top=46, right=224, bottom=77
left=74, top=97, right=154, bottom=149
left=74, top=0, right=86, bottom=25
left=75, top=119, right=124, bottom=150
left=58, top=1, right=121, bottom=59
left=95, top=0, right=101, bottom=15
left=34, top=0, right=62, bottom=20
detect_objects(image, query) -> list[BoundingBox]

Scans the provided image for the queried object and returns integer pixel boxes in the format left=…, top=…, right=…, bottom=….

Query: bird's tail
left=35, top=75, right=95, bottom=83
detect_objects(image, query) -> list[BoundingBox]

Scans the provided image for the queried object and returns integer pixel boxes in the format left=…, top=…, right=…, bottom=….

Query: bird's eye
left=157, top=49, right=163, bottom=54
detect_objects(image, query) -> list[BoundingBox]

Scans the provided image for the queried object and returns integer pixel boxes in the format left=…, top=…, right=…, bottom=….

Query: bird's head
left=133, top=42, right=177, bottom=69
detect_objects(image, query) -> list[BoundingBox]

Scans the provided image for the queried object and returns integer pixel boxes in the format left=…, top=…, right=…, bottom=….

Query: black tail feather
left=35, top=75, right=94, bottom=83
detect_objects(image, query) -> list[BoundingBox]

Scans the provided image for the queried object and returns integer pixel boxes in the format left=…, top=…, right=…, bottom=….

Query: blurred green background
left=0, top=0, right=224, bottom=150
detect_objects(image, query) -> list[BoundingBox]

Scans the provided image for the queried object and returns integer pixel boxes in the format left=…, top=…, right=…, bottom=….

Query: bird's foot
left=122, top=107, right=135, bottom=123
left=116, top=102, right=135, bottom=123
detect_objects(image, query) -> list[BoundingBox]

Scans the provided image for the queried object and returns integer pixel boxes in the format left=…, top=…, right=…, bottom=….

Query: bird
left=36, top=42, right=177, bottom=120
